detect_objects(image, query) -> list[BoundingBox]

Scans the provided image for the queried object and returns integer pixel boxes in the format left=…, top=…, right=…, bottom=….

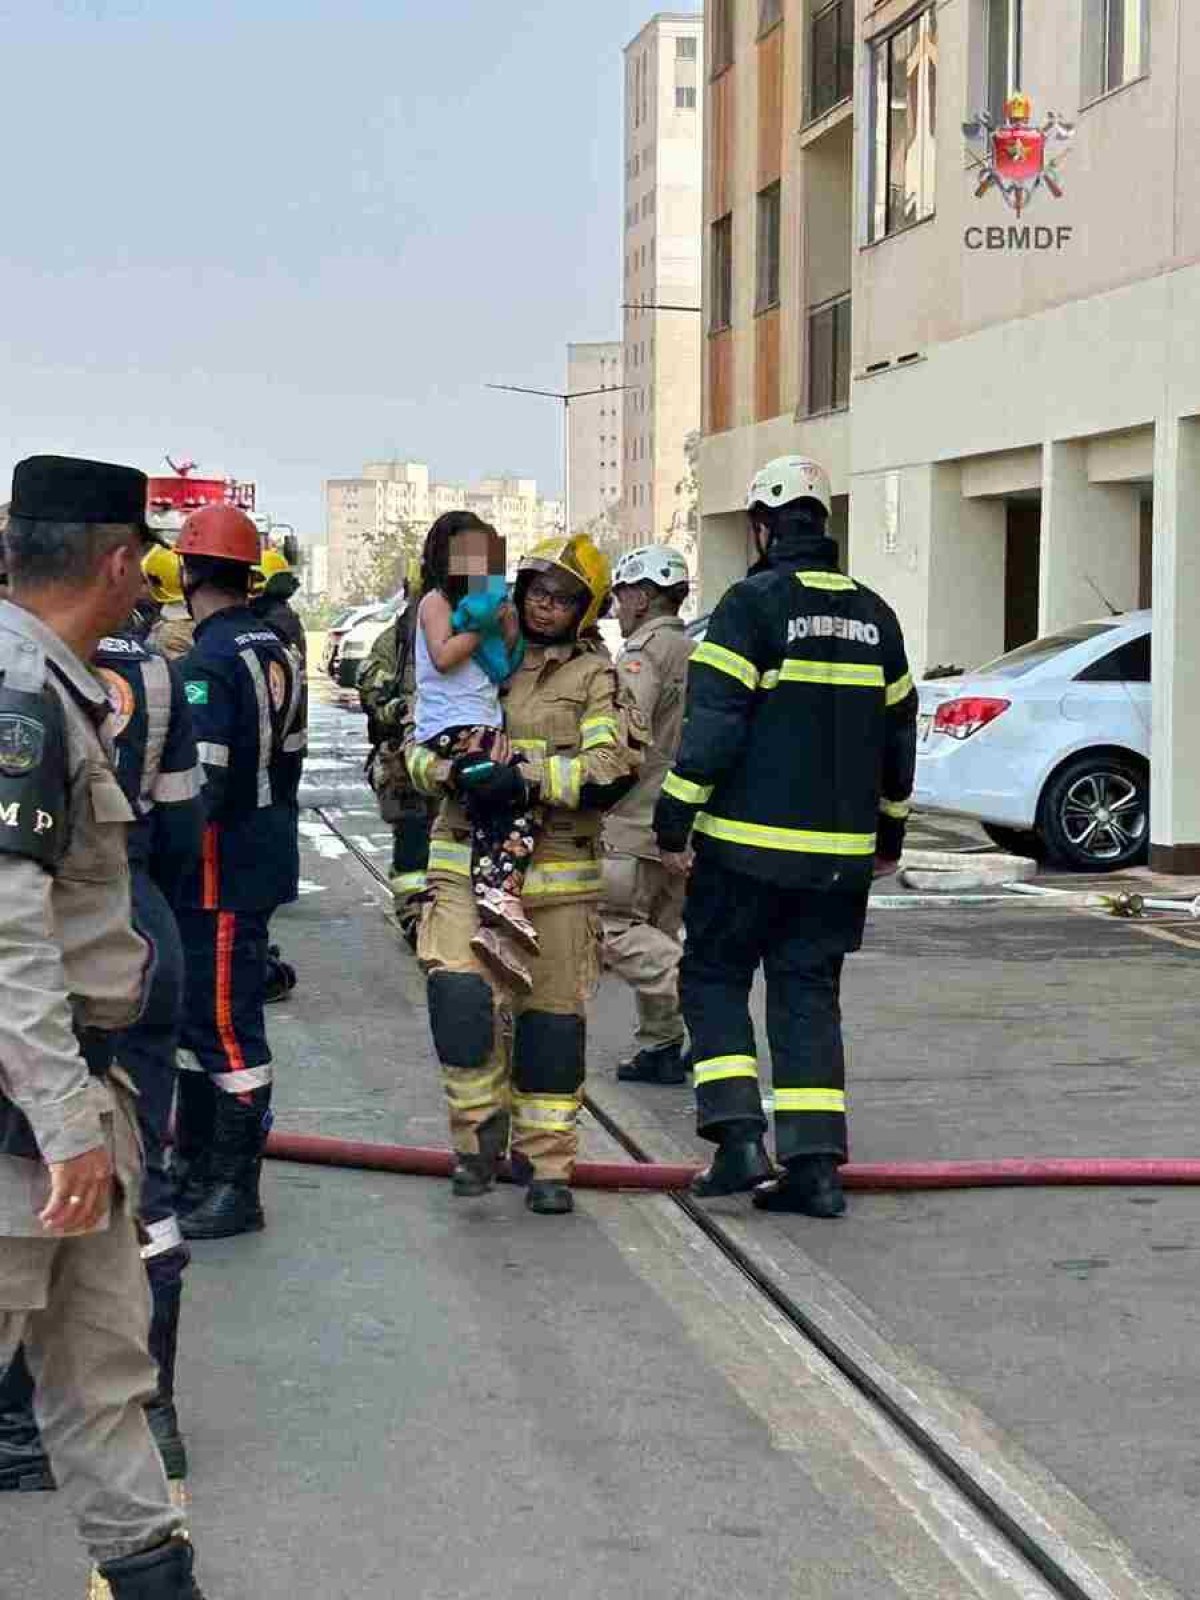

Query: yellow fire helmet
left=251, top=546, right=291, bottom=597
left=142, top=544, right=184, bottom=606
left=517, top=533, right=612, bottom=635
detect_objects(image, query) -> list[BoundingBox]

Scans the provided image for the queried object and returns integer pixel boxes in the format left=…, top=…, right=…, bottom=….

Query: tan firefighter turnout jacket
left=407, top=636, right=646, bottom=907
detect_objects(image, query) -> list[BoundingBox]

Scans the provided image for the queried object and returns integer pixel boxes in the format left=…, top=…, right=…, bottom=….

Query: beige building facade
left=566, top=342, right=624, bottom=536
left=698, top=0, right=1200, bottom=870
left=623, top=12, right=705, bottom=554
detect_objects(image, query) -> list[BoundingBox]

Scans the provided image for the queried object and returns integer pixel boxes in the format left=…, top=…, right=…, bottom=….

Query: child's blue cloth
left=452, top=579, right=525, bottom=685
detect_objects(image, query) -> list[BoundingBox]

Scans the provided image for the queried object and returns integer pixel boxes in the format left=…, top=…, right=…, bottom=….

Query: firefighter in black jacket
left=653, top=457, right=917, bottom=1218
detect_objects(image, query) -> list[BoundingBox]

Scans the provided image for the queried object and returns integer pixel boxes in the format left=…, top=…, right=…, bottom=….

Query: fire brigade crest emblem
left=963, top=92, right=1074, bottom=215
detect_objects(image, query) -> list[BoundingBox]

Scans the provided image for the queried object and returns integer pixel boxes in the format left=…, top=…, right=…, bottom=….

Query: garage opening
left=1004, top=500, right=1041, bottom=650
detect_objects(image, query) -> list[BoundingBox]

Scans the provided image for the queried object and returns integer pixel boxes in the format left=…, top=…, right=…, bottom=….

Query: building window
left=710, top=213, right=733, bottom=331
left=755, top=182, right=781, bottom=313
left=712, top=0, right=735, bottom=74
left=759, top=0, right=782, bottom=34
left=869, top=7, right=938, bottom=242
left=676, top=85, right=697, bottom=108
left=806, top=292, right=852, bottom=415
left=677, top=36, right=697, bottom=59
left=809, top=0, right=854, bottom=122
left=1083, top=0, right=1148, bottom=102
left=985, top=0, right=1022, bottom=122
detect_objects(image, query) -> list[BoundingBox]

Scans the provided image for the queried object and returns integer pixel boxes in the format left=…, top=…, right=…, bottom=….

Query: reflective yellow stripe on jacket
left=693, top=814, right=875, bottom=856
left=661, top=772, right=714, bottom=806
left=885, top=671, right=914, bottom=707
left=796, top=571, right=856, bottom=592
left=580, top=715, right=618, bottom=751
left=690, top=641, right=759, bottom=691
left=428, top=838, right=602, bottom=898
left=879, top=796, right=912, bottom=820
left=761, top=659, right=885, bottom=691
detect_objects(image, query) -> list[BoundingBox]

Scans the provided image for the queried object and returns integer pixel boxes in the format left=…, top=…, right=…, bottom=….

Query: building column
left=925, top=465, right=1006, bottom=674
left=697, top=510, right=751, bottom=610
left=1039, top=440, right=1141, bottom=633
left=1150, top=416, right=1200, bottom=873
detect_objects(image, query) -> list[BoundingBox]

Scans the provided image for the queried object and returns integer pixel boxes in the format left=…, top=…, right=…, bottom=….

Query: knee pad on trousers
left=427, top=970, right=494, bottom=1067
left=512, top=1011, right=585, bottom=1095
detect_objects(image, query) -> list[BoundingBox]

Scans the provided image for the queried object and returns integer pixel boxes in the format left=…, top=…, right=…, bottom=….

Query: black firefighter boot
left=173, top=1071, right=216, bottom=1215
left=617, top=1037, right=688, bottom=1085
left=451, top=1110, right=510, bottom=1197
left=98, top=1534, right=207, bottom=1599
left=753, top=1154, right=847, bottom=1218
left=180, top=1088, right=271, bottom=1241
left=144, top=1255, right=189, bottom=1479
left=691, top=1120, right=775, bottom=1198
left=0, top=1348, right=54, bottom=1493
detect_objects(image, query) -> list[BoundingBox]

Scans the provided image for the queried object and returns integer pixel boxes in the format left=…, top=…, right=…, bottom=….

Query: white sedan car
left=915, top=612, right=1151, bottom=871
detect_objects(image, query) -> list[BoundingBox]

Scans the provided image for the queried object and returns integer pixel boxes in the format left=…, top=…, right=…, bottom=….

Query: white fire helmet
left=746, top=456, right=832, bottom=518
left=612, top=544, right=691, bottom=591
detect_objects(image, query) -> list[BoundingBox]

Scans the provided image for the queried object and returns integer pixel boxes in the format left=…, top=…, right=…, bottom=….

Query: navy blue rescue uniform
left=176, top=608, right=304, bottom=1099
left=654, top=539, right=917, bottom=1163
left=94, top=633, right=204, bottom=1265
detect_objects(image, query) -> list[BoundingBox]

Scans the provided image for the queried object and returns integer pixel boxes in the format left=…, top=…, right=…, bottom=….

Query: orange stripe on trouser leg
left=202, top=825, right=219, bottom=910
left=215, top=912, right=250, bottom=1101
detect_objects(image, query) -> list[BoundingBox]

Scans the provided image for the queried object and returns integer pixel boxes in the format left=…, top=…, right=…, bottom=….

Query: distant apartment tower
left=566, top=342, right=624, bottom=538
left=324, top=461, right=565, bottom=597
left=622, top=11, right=704, bottom=554
left=325, top=461, right=431, bottom=599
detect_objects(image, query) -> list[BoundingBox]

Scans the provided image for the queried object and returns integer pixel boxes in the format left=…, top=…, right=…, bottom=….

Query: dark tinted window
left=1076, top=633, right=1151, bottom=683
left=974, top=623, right=1115, bottom=680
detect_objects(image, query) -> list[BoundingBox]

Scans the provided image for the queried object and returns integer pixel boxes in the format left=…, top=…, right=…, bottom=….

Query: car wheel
left=1039, top=753, right=1149, bottom=873
left=981, top=824, right=1043, bottom=859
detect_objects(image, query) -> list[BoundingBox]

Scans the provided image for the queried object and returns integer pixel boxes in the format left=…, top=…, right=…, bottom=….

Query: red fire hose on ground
left=265, top=1132, right=1200, bottom=1192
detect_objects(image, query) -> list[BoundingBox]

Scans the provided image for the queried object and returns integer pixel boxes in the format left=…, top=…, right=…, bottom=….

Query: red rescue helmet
left=176, top=504, right=261, bottom=566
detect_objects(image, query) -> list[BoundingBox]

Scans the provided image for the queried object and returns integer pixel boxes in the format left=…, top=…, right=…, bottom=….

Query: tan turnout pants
left=601, top=854, right=686, bottom=1051
left=418, top=875, right=600, bottom=1183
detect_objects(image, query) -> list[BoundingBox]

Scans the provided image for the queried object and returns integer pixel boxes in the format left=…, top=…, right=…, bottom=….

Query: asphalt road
left=0, top=690, right=1054, bottom=1600
left=2, top=683, right=1190, bottom=1600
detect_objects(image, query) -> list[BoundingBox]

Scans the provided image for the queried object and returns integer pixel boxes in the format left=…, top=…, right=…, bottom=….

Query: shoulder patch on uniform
left=623, top=659, right=644, bottom=674
left=184, top=680, right=209, bottom=706
left=0, top=713, right=45, bottom=775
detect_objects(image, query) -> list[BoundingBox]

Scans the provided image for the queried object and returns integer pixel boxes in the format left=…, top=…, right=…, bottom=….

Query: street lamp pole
left=485, top=381, right=629, bottom=535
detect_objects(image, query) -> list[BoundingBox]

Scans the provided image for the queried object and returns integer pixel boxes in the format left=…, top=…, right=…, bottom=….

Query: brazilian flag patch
left=184, top=681, right=209, bottom=706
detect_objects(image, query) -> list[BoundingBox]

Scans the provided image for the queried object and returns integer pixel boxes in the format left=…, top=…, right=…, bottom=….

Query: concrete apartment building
left=697, top=0, right=1200, bottom=870
left=566, top=342, right=625, bottom=537
left=623, top=11, right=705, bottom=554
left=325, top=461, right=559, bottom=598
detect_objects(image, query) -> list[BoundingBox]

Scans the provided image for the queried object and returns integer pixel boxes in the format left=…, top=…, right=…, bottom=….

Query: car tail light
left=932, top=696, right=1011, bottom=741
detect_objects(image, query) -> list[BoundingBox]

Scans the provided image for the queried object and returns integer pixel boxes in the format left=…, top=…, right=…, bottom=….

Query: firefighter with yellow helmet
left=143, top=545, right=194, bottom=661
left=250, top=547, right=307, bottom=665
left=407, top=533, right=646, bottom=1215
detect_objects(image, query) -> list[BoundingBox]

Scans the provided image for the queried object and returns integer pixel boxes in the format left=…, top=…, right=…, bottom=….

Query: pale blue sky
left=0, top=0, right=699, bottom=533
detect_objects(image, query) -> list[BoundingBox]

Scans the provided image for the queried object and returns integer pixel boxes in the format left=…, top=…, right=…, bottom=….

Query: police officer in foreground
left=1, top=617, right=206, bottom=1495
left=653, top=457, right=917, bottom=1218
left=0, top=455, right=210, bottom=1597
left=601, top=545, right=694, bottom=1084
left=173, top=505, right=304, bottom=1240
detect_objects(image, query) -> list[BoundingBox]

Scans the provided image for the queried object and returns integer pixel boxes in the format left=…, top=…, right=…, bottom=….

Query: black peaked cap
left=10, top=455, right=151, bottom=533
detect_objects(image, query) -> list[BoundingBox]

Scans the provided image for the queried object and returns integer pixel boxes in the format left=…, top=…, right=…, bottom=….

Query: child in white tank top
left=415, top=516, right=541, bottom=992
